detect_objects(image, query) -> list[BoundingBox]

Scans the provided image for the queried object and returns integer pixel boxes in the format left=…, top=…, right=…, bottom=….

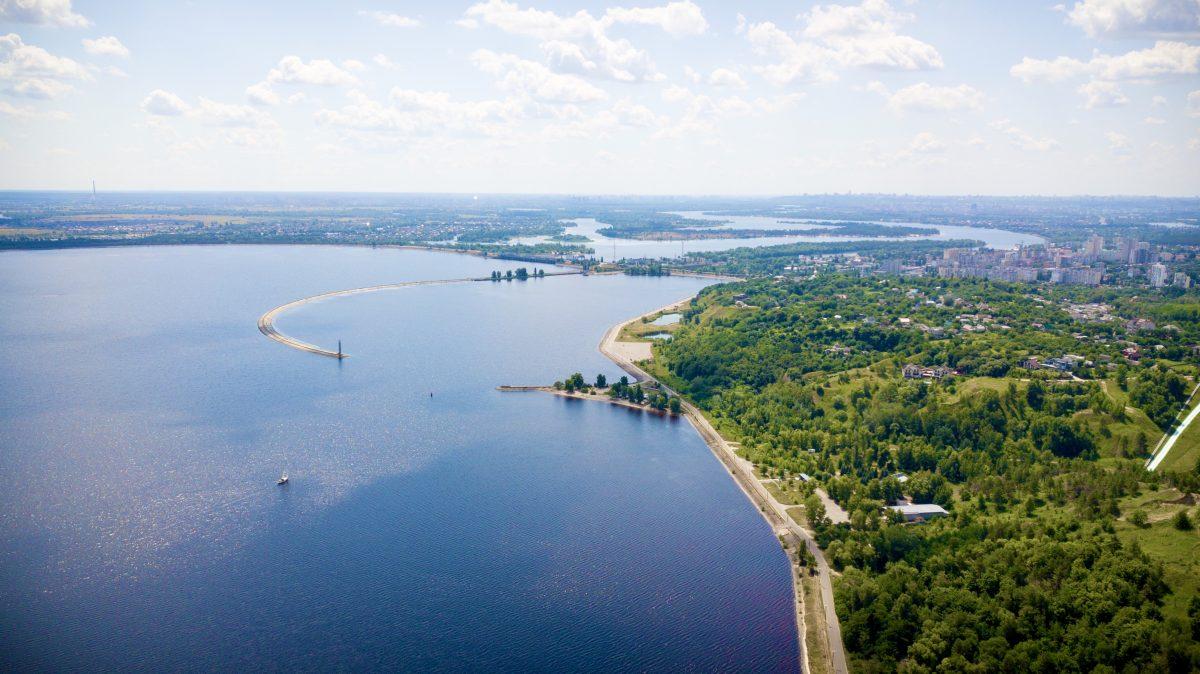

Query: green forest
left=650, top=274, right=1200, bottom=672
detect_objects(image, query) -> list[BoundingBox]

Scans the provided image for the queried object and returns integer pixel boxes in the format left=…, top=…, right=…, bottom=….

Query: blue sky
left=0, top=0, right=1198, bottom=195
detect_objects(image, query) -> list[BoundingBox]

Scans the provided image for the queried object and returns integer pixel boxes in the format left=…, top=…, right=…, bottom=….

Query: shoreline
left=597, top=295, right=849, bottom=674
left=496, top=385, right=681, bottom=417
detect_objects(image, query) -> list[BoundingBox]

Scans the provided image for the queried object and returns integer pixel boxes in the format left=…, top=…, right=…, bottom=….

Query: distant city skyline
left=1, top=0, right=1199, bottom=195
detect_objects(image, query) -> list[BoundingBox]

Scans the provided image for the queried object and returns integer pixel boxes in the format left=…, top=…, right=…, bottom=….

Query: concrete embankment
left=258, top=271, right=580, bottom=358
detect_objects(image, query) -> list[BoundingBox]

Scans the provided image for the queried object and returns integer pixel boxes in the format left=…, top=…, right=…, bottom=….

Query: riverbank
left=597, top=296, right=849, bottom=674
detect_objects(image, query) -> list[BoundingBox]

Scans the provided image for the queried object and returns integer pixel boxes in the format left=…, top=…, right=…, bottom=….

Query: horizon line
left=1, top=189, right=1199, bottom=200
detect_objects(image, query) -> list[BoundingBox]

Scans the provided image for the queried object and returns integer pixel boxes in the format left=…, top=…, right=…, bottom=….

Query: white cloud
left=1106, top=130, right=1132, bottom=155
left=1, top=33, right=89, bottom=79
left=1152, top=94, right=1168, bottom=106
left=907, top=131, right=946, bottom=153
left=540, top=98, right=668, bottom=139
left=471, top=49, right=608, bottom=102
left=245, top=55, right=360, bottom=108
left=373, top=54, right=401, bottom=70
left=82, top=35, right=128, bottom=58
left=862, top=131, right=951, bottom=168
left=1011, top=40, right=1200, bottom=82
left=342, top=59, right=366, bottom=72
left=315, top=88, right=526, bottom=139
left=655, top=84, right=802, bottom=138
left=0, top=0, right=89, bottom=27
left=1144, top=115, right=1167, bottom=123
left=745, top=0, right=942, bottom=86
left=462, top=0, right=706, bottom=82
left=265, top=55, right=358, bottom=86
left=1009, top=55, right=1086, bottom=83
left=246, top=81, right=280, bottom=106
left=0, top=99, right=36, bottom=118
left=358, top=10, right=421, bottom=28
left=803, top=0, right=909, bottom=38
left=0, top=100, right=26, bottom=118
left=1078, top=80, right=1129, bottom=108
left=603, top=1, right=708, bottom=36
left=991, top=118, right=1061, bottom=151
left=707, top=67, right=747, bottom=88
left=1066, top=0, right=1200, bottom=38
left=1189, top=89, right=1200, bottom=115
left=876, top=81, right=984, bottom=112
left=0, top=32, right=89, bottom=98
left=10, top=77, right=70, bottom=98
left=142, top=90, right=278, bottom=134
left=193, top=98, right=275, bottom=128
left=141, top=89, right=189, bottom=116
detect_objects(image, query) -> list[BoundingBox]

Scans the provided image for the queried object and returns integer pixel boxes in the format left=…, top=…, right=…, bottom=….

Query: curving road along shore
left=258, top=271, right=581, bottom=358
left=599, top=298, right=849, bottom=674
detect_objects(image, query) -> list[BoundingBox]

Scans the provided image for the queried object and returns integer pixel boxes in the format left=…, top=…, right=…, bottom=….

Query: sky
left=0, top=0, right=1198, bottom=195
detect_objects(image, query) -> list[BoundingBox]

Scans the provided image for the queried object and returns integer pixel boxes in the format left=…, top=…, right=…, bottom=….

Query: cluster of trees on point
left=607, top=375, right=682, bottom=413
left=552, top=372, right=682, bottom=414
left=651, top=274, right=1200, bottom=671
left=489, top=267, right=545, bottom=281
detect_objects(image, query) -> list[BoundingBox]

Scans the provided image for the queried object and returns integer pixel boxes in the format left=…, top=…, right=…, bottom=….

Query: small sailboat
left=277, top=472, right=289, bottom=485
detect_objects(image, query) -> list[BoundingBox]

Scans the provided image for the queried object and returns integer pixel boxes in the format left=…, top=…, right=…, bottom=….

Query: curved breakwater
left=257, top=271, right=581, bottom=358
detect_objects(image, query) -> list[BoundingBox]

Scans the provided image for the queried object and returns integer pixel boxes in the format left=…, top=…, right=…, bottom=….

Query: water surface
left=531, top=212, right=1045, bottom=260
left=0, top=245, right=797, bottom=671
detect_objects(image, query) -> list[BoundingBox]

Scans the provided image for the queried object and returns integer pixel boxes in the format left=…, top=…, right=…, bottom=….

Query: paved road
left=599, top=300, right=849, bottom=674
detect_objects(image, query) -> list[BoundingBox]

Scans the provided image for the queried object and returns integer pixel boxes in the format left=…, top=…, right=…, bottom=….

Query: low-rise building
left=889, top=503, right=949, bottom=523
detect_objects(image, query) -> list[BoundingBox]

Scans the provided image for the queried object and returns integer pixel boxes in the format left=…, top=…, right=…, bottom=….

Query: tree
left=1174, top=510, right=1193, bottom=531
left=595, top=373, right=607, bottom=388
left=1026, top=380, right=1045, bottom=411
left=1190, top=596, right=1200, bottom=641
left=804, top=493, right=829, bottom=529
left=668, top=397, right=682, bottom=415
left=1129, top=510, right=1149, bottom=528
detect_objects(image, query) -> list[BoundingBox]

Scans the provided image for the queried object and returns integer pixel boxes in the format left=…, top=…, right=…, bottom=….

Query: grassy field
left=1158, top=422, right=1200, bottom=472
left=0, top=227, right=54, bottom=237
left=764, top=480, right=808, bottom=506
left=943, top=375, right=1010, bottom=403
left=618, top=309, right=683, bottom=343
left=1153, top=391, right=1200, bottom=472
left=1115, top=488, right=1200, bottom=622
left=801, top=573, right=833, bottom=674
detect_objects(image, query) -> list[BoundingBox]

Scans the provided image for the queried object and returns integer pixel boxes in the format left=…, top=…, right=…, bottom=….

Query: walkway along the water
left=598, top=299, right=850, bottom=674
left=257, top=271, right=582, bottom=358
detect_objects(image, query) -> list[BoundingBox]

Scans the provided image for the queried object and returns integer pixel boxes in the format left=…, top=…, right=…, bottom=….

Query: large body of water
left=0, top=246, right=797, bottom=671
left=537, top=212, right=1046, bottom=260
